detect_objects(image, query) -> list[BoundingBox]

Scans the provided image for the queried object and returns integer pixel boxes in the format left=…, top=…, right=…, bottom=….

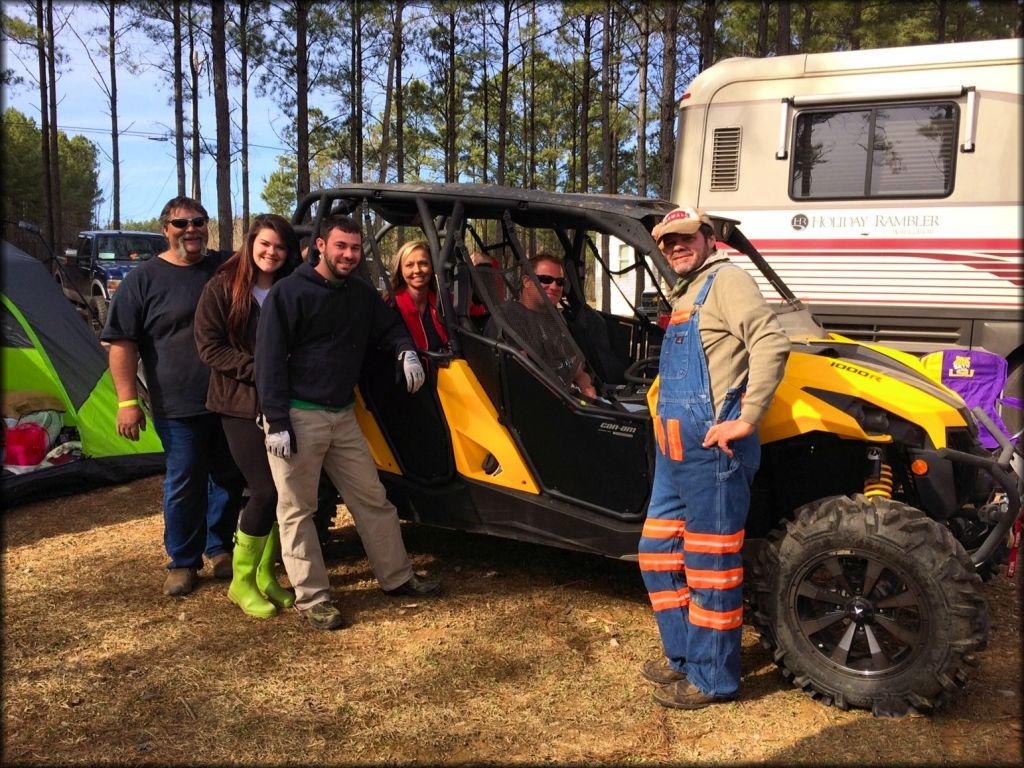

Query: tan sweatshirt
left=668, top=257, right=790, bottom=426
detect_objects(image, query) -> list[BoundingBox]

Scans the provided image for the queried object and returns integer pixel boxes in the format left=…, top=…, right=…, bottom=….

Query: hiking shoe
left=653, top=680, right=733, bottom=710
left=382, top=573, right=441, bottom=597
left=209, top=552, right=233, bottom=580
left=163, top=567, right=198, bottom=597
left=642, top=657, right=687, bottom=685
left=299, top=601, right=346, bottom=631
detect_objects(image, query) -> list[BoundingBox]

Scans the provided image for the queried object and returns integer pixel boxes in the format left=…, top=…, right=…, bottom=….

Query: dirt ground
left=2, top=474, right=1021, bottom=766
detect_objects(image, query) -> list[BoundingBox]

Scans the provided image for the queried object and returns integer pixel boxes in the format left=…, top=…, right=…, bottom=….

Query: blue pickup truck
left=56, top=230, right=168, bottom=333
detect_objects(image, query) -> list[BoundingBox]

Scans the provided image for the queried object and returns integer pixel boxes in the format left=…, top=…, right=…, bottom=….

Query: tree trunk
left=953, top=4, right=966, bottom=42
left=187, top=3, right=201, bottom=201
left=396, top=14, right=404, bottom=184
left=568, top=48, right=578, bottom=193
left=699, top=0, right=716, bottom=71
left=375, top=1, right=401, bottom=185
left=777, top=0, right=791, bottom=55
left=936, top=0, right=947, bottom=43
left=757, top=0, right=769, bottom=56
left=36, top=0, right=53, bottom=250
left=350, top=0, right=363, bottom=182
left=446, top=9, right=457, bottom=183
left=481, top=7, right=489, bottom=185
left=658, top=1, right=678, bottom=198
left=849, top=1, right=862, bottom=50
left=107, top=1, right=120, bottom=229
left=212, top=0, right=232, bottom=251
left=599, top=1, right=612, bottom=311
left=800, top=1, right=813, bottom=50
left=46, top=0, right=63, bottom=249
left=295, top=0, right=310, bottom=199
left=636, top=5, right=649, bottom=197
left=527, top=1, right=537, bottom=190
left=239, top=0, right=250, bottom=233
left=580, top=13, right=593, bottom=193
left=173, top=0, right=186, bottom=195
left=496, top=0, right=511, bottom=187
left=600, top=2, right=612, bottom=193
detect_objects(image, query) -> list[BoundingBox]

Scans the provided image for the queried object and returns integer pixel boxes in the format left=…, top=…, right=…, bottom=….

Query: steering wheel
left=623, top=356, right=660, bottom=385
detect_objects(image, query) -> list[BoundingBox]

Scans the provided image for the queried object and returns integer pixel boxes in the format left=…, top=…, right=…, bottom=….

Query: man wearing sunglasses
left=488, top=253, right=597, bottom=399
left=103, top=195, right=244, bottom=598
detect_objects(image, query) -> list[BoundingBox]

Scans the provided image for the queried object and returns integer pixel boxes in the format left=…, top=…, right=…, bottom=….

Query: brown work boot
left=299, top=601, right=346, bottom=631
left=641, top=657, right=686, bottom=685
left=653, top=680, right=734, bottom=710
left=163, top=567, right=198, bottom=597
left=209, top=552, right=232, bottom=580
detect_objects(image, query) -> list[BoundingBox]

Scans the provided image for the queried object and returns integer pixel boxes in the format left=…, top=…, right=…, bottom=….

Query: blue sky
left=2, top=4, right=293, bottom=225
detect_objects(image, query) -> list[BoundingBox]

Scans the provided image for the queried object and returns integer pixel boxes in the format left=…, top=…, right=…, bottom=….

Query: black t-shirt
left=102, top=252, right=226, bottom=419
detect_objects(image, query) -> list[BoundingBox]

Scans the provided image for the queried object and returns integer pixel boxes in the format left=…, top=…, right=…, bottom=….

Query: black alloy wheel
left=750, top=494, right=989, bottom=716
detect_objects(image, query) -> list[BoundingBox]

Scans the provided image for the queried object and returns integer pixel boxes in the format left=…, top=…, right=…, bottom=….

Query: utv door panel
left=501, top=350, right=652, bottom=519
left=434, top=358, right=540, bottom=493
left=357, top=344, right=455, bottom=485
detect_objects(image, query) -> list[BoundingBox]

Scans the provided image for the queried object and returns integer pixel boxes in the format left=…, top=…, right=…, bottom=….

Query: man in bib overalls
left=640, top=206, right=790, bottom=709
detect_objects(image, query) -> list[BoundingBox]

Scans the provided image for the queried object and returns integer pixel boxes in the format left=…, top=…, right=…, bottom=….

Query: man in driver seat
left=487, top=253, right=597, bottom=399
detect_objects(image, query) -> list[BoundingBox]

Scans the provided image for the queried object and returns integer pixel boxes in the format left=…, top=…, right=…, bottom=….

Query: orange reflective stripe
left=667, top=418, right=684, bottom=461
left=669, top=308, right=692, bottom=325
left=689, top=603, right=744, bottom=630
left=685, top=567, right=744, bottom=590
left=648, top=587, right=691, bottom=611
left=638, top=552, right=685, bottom=571
left=653, top=415, right=666, bottom=455
left=642, top=518, right=686, bottom=539
left=684, top=529, right=745, bottom=554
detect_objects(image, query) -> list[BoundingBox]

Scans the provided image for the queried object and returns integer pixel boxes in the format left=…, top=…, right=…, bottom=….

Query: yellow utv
left=293, top=184, right=1021, bottom=717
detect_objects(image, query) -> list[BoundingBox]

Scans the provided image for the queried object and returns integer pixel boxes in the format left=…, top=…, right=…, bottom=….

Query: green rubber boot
left=227, top=531, right=277, bottom=619
left=257, top=524, right=295, bottom=609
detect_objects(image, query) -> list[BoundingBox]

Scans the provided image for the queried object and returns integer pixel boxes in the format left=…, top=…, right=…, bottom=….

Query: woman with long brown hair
left=194, top=214, right=301, bottom=618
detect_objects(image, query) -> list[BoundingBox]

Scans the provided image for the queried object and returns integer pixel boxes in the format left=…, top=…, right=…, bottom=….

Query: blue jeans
left=153, top=414, right=244, bottom=570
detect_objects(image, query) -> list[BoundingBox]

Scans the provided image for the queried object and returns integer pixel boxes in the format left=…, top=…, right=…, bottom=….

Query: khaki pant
left=265, top=407, right=413, bottom=610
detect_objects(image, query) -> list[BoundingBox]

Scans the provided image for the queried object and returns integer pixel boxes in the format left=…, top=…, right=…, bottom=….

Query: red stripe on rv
left=742, top=238, right=1021, bottom=251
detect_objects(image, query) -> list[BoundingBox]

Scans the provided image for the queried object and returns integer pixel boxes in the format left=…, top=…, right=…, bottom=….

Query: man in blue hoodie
left=255, top=214, right=439, bottom=631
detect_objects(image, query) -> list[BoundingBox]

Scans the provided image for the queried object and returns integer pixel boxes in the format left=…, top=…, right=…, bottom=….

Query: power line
left=5, top=118, right=287, bottom=153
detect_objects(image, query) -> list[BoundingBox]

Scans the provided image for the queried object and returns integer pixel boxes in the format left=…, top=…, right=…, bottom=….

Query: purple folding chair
left=922, top=348, right=1017, bottom=450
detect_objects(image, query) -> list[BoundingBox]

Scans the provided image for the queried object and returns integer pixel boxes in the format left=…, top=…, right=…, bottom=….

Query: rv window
left=790, top=103, right=957, bottom=200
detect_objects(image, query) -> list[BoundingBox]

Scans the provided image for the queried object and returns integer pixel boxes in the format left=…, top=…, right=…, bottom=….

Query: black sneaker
left=382, top=573, right=441, bottom=597
left=299, top=601, right=346, bottom=630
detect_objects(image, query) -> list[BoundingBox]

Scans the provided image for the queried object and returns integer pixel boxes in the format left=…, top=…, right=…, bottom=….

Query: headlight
left=804, top=387, right=927, bottom=448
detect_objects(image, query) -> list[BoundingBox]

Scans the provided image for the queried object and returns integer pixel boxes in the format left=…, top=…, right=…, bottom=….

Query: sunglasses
left=536, top=274, right=566, bottom=287
left=168, top=216, right=209, bottom=229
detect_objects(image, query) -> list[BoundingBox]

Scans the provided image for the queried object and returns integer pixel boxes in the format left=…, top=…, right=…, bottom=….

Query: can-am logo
left=791, top=214, right=808, bottom=231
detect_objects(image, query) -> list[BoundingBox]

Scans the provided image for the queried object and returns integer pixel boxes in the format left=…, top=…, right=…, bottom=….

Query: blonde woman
left=388, top=240, right=449, bottom=352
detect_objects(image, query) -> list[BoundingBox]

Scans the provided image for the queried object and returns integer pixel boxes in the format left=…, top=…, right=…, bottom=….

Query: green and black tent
left=2, top=240, right=164, bottom=505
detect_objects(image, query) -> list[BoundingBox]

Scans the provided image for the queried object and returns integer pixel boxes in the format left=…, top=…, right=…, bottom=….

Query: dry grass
left=2, top=474, right=1021, bottom=765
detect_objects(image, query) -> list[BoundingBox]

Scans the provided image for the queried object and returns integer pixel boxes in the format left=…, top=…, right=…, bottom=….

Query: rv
left=668, top=37, right=1022, bottom=405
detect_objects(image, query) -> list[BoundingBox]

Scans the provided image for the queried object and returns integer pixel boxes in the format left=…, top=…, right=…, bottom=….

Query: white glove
left=400, top=350, right=425, bottom=394
left=265, top=430, right=292, bottom=458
